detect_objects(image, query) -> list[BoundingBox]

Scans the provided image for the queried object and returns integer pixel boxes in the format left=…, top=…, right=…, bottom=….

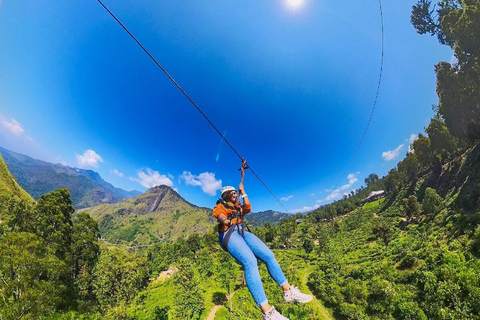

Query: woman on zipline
left=213, top=183, right=312, bottom=320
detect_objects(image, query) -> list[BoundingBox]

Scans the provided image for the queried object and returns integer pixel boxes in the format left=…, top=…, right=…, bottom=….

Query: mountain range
left=0, top=146, right=290, bottom=244
left=245, top=210, right=292, bottom=227
left=0, top=146, right=140, bottom=209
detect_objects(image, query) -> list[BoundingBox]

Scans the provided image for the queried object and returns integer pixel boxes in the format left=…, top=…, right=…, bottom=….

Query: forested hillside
left=245, top=210, right=293, bottom=227
left=1, top=0, right=479, bottom=319
left=82, top=185, right=215, bottom=244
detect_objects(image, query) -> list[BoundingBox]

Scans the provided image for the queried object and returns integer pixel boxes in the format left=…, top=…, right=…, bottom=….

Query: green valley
left=1, top=1, right=480, bottom=319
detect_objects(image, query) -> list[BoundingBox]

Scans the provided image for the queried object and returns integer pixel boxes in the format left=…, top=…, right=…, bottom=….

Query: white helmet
left=221, top=186, right=236, bottom=197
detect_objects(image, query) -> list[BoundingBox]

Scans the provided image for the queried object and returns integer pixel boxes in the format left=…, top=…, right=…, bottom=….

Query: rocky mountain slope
left=82, top=185, right=215, bottom=244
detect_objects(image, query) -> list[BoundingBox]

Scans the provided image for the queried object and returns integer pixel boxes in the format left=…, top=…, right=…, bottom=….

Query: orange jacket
left=213, top=200, right=252, bottom=232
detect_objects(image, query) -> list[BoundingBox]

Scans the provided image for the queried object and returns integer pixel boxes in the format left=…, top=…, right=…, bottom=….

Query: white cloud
left=180, top=171, right=222, bottom=196
left=131, top=168, right=173, bottom=189
left=382, top=144, right=404, bottom=161
left=340, top=172, right=359, bottom=190
left=325, top=188, right=341, bottom=201
left=409, top=134, right=417, bottom=144
left=290, top=204, right=320, bottom=214
left=281, top=195, right=293, bottom=201
left=340, top=183, right=351, bottom=190
left=76, top=149, right=104, bottom=168
left=2, top=119, right=24, bottom=135
left=111, top=169, right=124, bottom=177
left=408, top=134, right=417, bottom=153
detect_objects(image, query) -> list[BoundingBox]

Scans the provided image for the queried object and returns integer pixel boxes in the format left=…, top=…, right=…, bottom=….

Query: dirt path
left=152, top=268, right=177, bottom=284
left=206, top=305, right=222, bottom=320
left=299, top=265, right=335, bottom=320
left=206, top=290, right=236, bottom=320
left=205, top=263, right=334, bottom=320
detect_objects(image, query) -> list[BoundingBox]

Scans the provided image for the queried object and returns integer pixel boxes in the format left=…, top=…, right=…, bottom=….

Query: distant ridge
left=245, top=210, right=292, bottom=227
left=82, top=185, right=215, bottom=244
left=0, top=146, right=140, bottom=209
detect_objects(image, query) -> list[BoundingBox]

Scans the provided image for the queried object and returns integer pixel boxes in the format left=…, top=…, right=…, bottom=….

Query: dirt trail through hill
left=206, top=305, right=222, bottom=320
left=299, top=265, right=335, bottom=320
left=205, top=264, right=334, bottom=320
left=206, top=291, right=236, bottom=320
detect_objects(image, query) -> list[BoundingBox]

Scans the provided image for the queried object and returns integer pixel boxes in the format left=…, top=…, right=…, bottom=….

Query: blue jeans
left=219, top=227, right=287, bottom=307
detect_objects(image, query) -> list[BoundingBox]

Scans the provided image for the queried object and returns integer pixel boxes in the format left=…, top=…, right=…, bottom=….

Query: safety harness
left=217, top=199, right=246, bottom=251
left=219, top=158, right=250, bottom=251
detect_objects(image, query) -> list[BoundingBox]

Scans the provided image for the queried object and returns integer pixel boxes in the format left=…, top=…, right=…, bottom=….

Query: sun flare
left=288, top=0, right=303, bottom=7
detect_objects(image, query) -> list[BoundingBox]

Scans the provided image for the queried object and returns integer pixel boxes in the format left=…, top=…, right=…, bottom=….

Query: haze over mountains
left=0, top=146, right=140, bottom=209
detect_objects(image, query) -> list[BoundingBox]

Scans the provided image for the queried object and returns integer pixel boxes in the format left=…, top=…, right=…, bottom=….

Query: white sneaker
left=283, top=285, right=313, bottom=303
left=262, top=306, right=290, bottom=320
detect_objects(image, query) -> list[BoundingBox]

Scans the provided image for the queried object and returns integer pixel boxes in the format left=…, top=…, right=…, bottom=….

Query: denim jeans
left=219, top=227, right=287, bottom=307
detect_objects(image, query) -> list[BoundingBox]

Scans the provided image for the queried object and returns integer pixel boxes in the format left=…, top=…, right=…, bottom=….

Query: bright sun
left=288, top=0, right=303, bottom=7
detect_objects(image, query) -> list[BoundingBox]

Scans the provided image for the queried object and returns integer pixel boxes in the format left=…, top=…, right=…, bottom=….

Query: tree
left=398, top=153, right=420, bottom=182
left=93, top=248, right=150, bottom=313
left=365, top=173, right=379, bottom=188
left=72, top=212, right=101, bottom=307
left=422, top=187, right=444, bottom=217
left=1, top=198, right=36, bottom=233
left=411, top=0, right=480, bottom=143
left=403, top=195, right=422, bottom=220
left=372, top=223, right=393, bottom=250
left=412, top=134, right=434, bottom=170
left=302, top=237, right=314, bottom=254
left=34, top=188, right=75, bottom=261
left=152, top=306, right=170, bottom=320
left=72, top=212, right=101, bottom=276
left=384, top=168, right=404, bottom=195
left=425, top=117, right=458, bottom=160
left=170, top=258, right=205, bottom=319
left=0, top=232, right=68, bottom=320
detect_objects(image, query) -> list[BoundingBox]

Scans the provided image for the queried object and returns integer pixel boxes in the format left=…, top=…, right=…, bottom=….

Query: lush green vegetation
left=0, top=153, right=34, bottom=203
left=82, top=185, right=214, bottom=244
left=1, top=0, right=480, bottom=319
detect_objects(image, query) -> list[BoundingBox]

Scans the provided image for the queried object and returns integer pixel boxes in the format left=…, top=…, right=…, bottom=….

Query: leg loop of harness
left=221, top=212, right=245, bottom=251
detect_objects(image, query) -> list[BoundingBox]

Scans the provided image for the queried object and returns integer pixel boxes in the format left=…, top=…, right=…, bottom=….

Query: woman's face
left=226, top=190, right=237, bottom=202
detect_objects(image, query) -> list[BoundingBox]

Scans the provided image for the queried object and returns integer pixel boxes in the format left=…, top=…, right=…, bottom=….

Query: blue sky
left=0, top=0, right=452, bottom=213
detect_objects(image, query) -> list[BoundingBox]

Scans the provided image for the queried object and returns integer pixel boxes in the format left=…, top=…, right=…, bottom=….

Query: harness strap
left=218, top=202, right=245, bottom=251
left=217, top=199, right=251, bottom=251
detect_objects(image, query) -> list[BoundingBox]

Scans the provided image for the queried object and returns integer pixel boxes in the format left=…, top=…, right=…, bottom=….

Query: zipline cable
left=332, top=0, right=384, bottom=193
left=96, top=0, right=289, bottom=213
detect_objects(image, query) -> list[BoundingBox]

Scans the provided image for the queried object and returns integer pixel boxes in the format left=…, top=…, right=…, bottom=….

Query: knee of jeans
left=241, top=254, right=258, bottom=270
left=262, top=249, right=276, bottom=262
